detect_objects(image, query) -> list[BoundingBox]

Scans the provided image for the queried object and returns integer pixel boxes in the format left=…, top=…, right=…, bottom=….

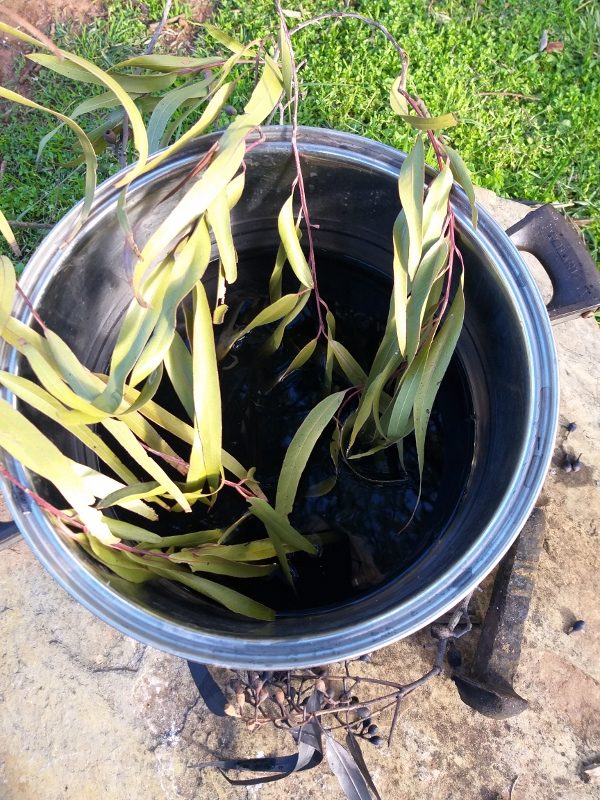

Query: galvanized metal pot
left=1, top=127, right=598, bottom=668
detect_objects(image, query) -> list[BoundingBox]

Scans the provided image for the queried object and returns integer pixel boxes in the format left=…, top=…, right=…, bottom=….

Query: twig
left=144, top=0, right=174, bottom=55
left=478, top=91, right=539, bottom=101
left=6, top=220, right=52, bottom=230
left=509, top=774, right=520, bottom=800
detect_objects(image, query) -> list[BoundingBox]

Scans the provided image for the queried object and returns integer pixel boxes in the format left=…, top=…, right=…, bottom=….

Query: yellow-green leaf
left=0, top=214, right=21, bottom=258
left=399, top=112, right=459, bottom=131
left=389, top=75, right=408, bottom=115
left=278, top=195, right=314, bottom=289
left=279, top=21, right=293, bottom=101
left=0, top=255, right=16, bottom=329
left=0, top=397, right=116, bottom=544
left=188, top=282, right=222, bottom=491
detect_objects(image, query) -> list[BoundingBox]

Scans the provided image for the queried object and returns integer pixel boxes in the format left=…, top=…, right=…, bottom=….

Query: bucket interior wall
left=13, top=131, right=534, bottom=647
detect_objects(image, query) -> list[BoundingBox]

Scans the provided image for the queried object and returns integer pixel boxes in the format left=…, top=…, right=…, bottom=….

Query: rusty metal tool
left=453, top=507, right=545, bottom=719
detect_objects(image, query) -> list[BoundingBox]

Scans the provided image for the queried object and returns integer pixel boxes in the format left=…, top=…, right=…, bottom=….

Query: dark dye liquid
left=113, top=249, right=476, bottom=614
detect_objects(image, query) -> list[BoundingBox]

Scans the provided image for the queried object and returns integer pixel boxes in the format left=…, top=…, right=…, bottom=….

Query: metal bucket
left=1, top=127, right=597, bottom=668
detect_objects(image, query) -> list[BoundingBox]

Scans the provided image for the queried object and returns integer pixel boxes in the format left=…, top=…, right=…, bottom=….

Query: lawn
left=0, top=0, right=598, bottom=268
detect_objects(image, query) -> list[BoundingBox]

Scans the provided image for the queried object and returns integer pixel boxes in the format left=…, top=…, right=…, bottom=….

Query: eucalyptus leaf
left=397, top=135, right=424, bottom=276
left=389, top=75, right=408, bottom=115
left=164, top=331, right=193, bottom=419
left=147, top=78, right=211, bottom=153
left=0, top=214, right=21, bottom=258
left=0, top=397, right=116, bottom=544
left=0, top=256, right=16, bottom=329
left=279, top=22, right=294, bottom=101
left=444, top=145, right=478, bottom=228
left=278, top=195, right=314, bottom=289
left=188, top=282, right=222, bottom=492
left=277, top=337, right=318, bottom=383
left=168, top=553, right=275, bottom=578
left=275, top=391, right=346, bottom=517
left=330, top=340, right=368, bottom=386
left=423, top=163, right=453, bottom=250
left=399, top=112, right=459, bottom=131
left=414, top=277, right=465, bottom=476
left=324, top=731, right=374, bottom=800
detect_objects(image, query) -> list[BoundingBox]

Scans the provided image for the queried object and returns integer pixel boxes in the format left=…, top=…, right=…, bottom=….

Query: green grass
left=1, top=0, right=598, bottom=268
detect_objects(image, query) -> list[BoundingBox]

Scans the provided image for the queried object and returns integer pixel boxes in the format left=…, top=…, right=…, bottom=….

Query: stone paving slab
left=1, top=190, right=599, bottom=800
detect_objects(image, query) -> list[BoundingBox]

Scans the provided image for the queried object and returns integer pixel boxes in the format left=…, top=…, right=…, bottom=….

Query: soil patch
left=0, top=1, right=102, bottom=85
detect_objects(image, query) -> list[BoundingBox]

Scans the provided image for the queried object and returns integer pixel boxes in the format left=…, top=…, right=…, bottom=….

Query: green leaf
left=444, top=145, right=478, bottom=228
left=0, top=255, right=16, bottom=329
left=164, top=332, right=193, bottom=419
left=278, top=195, right=314, bottom=289
left=147, top=78, right=211, bottom=153
left=0, top=21, right=47, bottom=49
left=348, top=372, right=387, bottom=450
left=0, top=370, right=154, bottom=501
left=94, top=260, right=174, bottom=412
left=269, top=242, right=288, bottom=302
left=405, top=237, right=449, bottom=364
left=28, top=52, right=150, bottom=184
left=275, top=391, right=346, bottom=517
left=324, top=311, right=336, bottom=394
left=112, top=55, right=221, bottom=72
left=390, top=75, right=409, bottom=115
left=220, top=292, right=302, bottom=359
left=206, top=189, right=238, bottom=283
left=96, top=482, right=165, bottom=511
left=146, top=531, right=222, bottom=549
left=263, top=291, right=310, bottom=356
left=423, top=164, right=454, bottom=251
left=398, top=135, right=424, bottom=277
left=414, top=278, right=465, bottom=476
left=392, top=210, right=409, bottom=356
left=277, top=337, right=318, bottom=383
left=383, top=341, right=431, bottom=440
left=86, top=537, right=153, bottom=583
left=36, top=90, right=130, bottom=164
left=330, top=340, right=367, bottom=386
left=399, top=112, right=459, bottom=131
left=0, top=86, right=97, bottom=234
left=135, top=558, right=275, bottom=620
left=203, top=23, right=251, bottom=55
left=248, top=497, right=315, bottom=585
left=188, top=282, right=222, bottom=491
left=27, top=53, right=176, bottom=92
left=168, top=553, right=275, bottom=578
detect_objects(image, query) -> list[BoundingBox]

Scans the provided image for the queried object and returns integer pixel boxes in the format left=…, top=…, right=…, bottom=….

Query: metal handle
left=0, top=520, right=21, bottom=549
left=506, top=205, right=600, bottom=322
